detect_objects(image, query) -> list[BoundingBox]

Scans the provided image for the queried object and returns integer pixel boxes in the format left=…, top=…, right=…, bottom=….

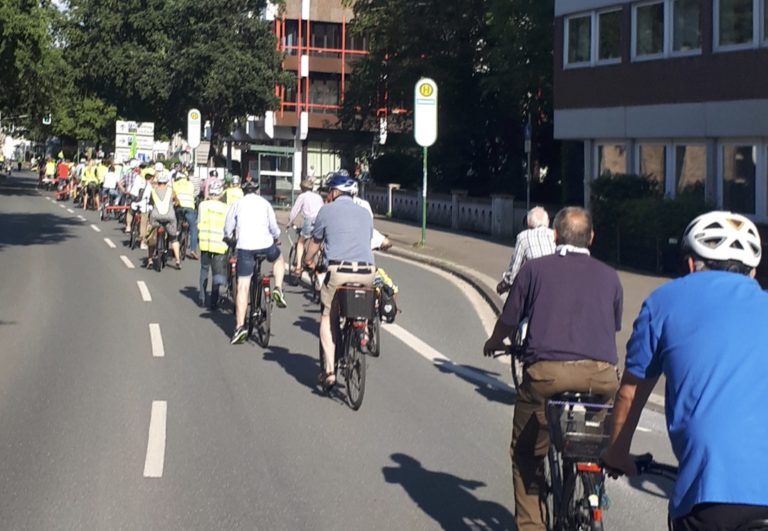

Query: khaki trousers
left=511, top=360, right=619, bottom=531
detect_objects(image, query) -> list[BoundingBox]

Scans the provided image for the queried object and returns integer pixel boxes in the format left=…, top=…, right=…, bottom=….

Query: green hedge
left=591, top=173, right=710, bottom=274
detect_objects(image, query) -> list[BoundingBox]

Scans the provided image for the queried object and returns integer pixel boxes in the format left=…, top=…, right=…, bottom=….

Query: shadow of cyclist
left=383, top=453, right=517, bottom=530
left=262, top=346, right=327, bottom=397
left=433, top=358, right=515, bottom=406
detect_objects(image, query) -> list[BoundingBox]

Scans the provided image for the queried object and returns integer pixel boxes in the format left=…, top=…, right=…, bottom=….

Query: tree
left=64, top=0, right=291, bottom=145
left=0, top=0, right=59, bottom=119
left=341, top=0, right=557, bottom=198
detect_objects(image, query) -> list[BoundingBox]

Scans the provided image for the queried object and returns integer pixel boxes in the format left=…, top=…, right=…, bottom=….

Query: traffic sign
left=414, top=78, right=437, bottom=147
left=187, top=109, right=201, bottom=149
left=42, top=113, right=52, bottom=125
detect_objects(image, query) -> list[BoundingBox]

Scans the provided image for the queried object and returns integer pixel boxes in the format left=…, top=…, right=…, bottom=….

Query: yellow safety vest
left=225, top=187, right=244, bottom=206
left=151, top=188, right=173, bottom=216
left=175, top=179, right=195, bottom=209
left=198, top=200, right=229, bottom=254
left=96, top=164, right=108, bottom=183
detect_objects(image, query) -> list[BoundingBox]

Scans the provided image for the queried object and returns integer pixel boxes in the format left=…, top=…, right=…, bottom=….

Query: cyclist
left=204, top=169, right=223, bottom=200
left=174, top=170, right=199, bottom=259
left=43, top=156, right=56, bottom=187
left=197, top=181, right=229, bottom=309
left=603, top=211, right=768, bottom=531
left=225, top=175, right=244, bottom=206
left=497, top=206, right=555, bottom=294
left=102, top=161, right=121, bottom=207
left=80, top=160, right=100, bottom=210
left=130, top=166, right=153, bottom=250
left=146, top=171, right=182, bottom=269
left=348, top=179, right=392, bottom=251
left=482, top=206, right=622, bottom=531
left=303, top=174, right=376, bottom=391
left=224, top=180, right=287, bottom=345
left=287, top=178, right=323, bottom=276
left=121, top=159, right=141, bottom=233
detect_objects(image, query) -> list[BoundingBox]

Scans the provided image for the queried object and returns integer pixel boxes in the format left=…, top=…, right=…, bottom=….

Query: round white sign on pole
left=414, top=78, right=438, bottom=147
left=187, top=109, right=202, bottom=149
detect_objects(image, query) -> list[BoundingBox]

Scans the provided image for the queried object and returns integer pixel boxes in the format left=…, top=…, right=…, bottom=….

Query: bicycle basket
left=546, top=400, right=613, bottom=460
left=337, top=286, right=376, bottom=320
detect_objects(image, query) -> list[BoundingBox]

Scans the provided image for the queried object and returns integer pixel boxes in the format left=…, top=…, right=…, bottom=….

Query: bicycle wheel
left=287, top=245, right=298, bottom=286
left=179, top=228, right=188, bottom=261
left=560, top=464, right=599, bottom=531
left=155, top=234, right=164, bottom=272
left=311, top=271, right=321, bottom=303
left=511, top=353, right=524, bottom=391
left=247, top=277, right=257, bottom=339
left=343, top=323, right=366, bottom=410
left=255, top=284, right=272, bottom=348
left=543, top=447, right=562, bottom=531
left=368, top=316, right=381, bottom=357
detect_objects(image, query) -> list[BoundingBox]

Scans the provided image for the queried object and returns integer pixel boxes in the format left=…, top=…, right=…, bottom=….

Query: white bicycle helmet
left=154, top=162, right=165, bottom=172
left=682, top=211, right=761, bottom=268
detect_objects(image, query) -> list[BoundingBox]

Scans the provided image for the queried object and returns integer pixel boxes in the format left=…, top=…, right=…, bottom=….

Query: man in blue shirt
left=604, top=210, right=768, bottom=530
left=304, top=173, right=375, bottom=392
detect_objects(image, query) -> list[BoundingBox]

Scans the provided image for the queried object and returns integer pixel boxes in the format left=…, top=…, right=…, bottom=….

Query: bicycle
left=543, top=392, right=613, bottom=531
left=245, top=253, right=273, bottom=348
left=129, top=208, right=142, bottom=250
left=150, top=225, right=170, bottom=272
left=287, top=225, right=321, bottom=303
left=320, top=283, right=376, bottom=410
left=632, top=455, right=768, bottom=531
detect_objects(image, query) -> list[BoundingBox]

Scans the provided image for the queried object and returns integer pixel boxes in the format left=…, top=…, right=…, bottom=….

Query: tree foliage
left=63, top=0, right=291, bottom=140
left=342, top=0, right=556, bottom=197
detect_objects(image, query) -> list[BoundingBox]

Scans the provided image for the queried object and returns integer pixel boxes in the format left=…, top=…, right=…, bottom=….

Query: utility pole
left=524, top=115, right=532, bottom=212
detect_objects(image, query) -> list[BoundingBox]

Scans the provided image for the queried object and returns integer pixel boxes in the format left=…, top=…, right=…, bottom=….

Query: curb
left=386, top=245, right=503, bottom=316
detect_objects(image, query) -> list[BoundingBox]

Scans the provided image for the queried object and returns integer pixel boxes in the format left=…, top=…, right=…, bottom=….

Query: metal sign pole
left=421, top=146, right=428, bottom=246
left=524, top=114, right=532, bottom=212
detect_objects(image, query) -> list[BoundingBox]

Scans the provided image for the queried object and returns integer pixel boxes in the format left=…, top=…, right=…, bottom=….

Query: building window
left=309, top=74, right=340, bottom=109
left=675, top=145, right=706, bottom=198
left=597, top=144, right=627, bottom=176
left=597, top=9, right=622, bottom=62
left=284, top=20, right=300, bottom=55
left=311, top=22, right=342, bottom=51
left=346, top=31, right=369, bottom=51
left=716, top=0, right=756, bottom=49
left=635, top=1, right=665, bottom=57
left=722, top=145, right=756, bottom=214
left=638, top=144, right=667, bottom=189
left=566, top=14, right=592, bottom=65
left=672, top=0, right=703, bottom=52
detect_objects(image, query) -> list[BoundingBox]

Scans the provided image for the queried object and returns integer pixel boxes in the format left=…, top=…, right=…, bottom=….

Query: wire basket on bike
left=546, top=400, right=613, bottom=460
left=337, top=285, right=376, bottom=319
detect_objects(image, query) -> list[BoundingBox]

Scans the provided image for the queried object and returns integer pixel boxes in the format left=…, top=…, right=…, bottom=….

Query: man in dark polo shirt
left=483, top=206, right=622, bottom=531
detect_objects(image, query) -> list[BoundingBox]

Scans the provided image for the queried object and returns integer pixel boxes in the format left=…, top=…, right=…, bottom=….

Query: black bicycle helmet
left=242, top=180, right=260, bottom=194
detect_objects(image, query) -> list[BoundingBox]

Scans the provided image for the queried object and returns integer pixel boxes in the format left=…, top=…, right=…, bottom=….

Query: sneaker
left=230, top=326, right=248, bottom=345
left=272, top=287, right=287, bottom=308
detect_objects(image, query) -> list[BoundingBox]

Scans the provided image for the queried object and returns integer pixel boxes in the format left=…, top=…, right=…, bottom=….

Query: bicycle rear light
left=261, top=277, right=270, bottom=286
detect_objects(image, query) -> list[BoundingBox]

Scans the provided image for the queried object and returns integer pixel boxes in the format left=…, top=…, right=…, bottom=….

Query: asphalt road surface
left=0, top=171, right=676, bottom=530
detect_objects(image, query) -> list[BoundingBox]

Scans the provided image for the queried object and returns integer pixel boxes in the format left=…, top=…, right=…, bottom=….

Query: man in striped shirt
left=497, top=206, right=556, bottom=294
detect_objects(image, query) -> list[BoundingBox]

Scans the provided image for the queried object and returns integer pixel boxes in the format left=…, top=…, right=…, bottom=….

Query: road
left=0, top=172, right=675, bottom=530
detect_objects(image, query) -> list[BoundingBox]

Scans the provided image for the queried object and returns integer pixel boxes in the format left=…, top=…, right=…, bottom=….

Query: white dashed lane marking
left=66, top=208, right=74, bottom=213
left=121, top=256, right=135, bottom=269
left=90, top=224, right=101, bottom=232
left=77, top=215, right=86, bottom=221
left=137, top=281, right=152, bottom=302
left=149, top=324, right=165, bottom=358
left=104, top=238, right=116, bottom=248
left=143, top=401, right=167, bottom=478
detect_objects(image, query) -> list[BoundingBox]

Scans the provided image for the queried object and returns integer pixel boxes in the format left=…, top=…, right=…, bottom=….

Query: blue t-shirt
left=626, top=271, right=768, bottom=518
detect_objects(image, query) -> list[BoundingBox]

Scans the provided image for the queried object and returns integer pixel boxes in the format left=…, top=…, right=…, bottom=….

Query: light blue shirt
left=312, top=196, right=374, bottom=264
left=626, top=271, right=768, bottom=518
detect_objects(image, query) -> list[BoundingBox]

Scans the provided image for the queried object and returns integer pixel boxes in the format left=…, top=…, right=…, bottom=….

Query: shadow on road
left=0, top=212, right=78, bottom=250
left=383, top=453, right=517, bottom=530
left=627, top=473, right=674, bottom=499
left=0, top=174, right=43, bottom=197
left=293, top=315, right=319, bottom=338
left=179, top=286, right=234, bottom=338
left=434, top=359, right=515, bottom=406
left=262, top=345, right=325, bottom=397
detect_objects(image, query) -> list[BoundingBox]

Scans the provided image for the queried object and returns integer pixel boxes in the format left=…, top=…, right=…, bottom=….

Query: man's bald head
left=553, top=207, right=594, bottom=248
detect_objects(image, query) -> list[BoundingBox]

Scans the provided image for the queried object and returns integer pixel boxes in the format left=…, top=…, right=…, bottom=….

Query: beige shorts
left=321, top=263, right=376, bottom=317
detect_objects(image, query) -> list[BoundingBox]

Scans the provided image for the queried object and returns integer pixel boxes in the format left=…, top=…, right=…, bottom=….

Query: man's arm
left=288, top=195, right=303, bottom=225
left=304, top=208, right=326, bottom=266
left=502, top=233, right=526, bottom=284
left=224, top=202, right=237, bottom=239
left=485, top=265, right=529, bottom=354
left=267, top=205, right=280, bottom=241
left=602, top=372, right=658, bottom=476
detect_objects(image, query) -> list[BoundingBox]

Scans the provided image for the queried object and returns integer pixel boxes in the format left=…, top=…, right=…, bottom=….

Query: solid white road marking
left=104, top=238, right=116, bottom=248
left=149, top=324, right=165, bottom=358
left=137, top=281, right=152, bottom=302
left=90, top=224, right=101, bottom=232
left=66, top=208, right=74, bottom=213
left=121, top=255, right=135, bottom=269
left=385, top=323, right=514, bottom=394
left=58, top=204, right=65, bottom=209
left=143, top=401, right=167, bottom=478
left=77, top=215, right=86, bottom=221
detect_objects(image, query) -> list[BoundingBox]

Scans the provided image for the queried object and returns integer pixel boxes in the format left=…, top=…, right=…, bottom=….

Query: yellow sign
left=419, top=83, right=434, bottom=98
left=190, top=111, right=200, bottom=120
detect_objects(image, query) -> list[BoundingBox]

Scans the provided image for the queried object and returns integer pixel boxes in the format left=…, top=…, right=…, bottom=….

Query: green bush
left=591, top=174, right=709, bottom=273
